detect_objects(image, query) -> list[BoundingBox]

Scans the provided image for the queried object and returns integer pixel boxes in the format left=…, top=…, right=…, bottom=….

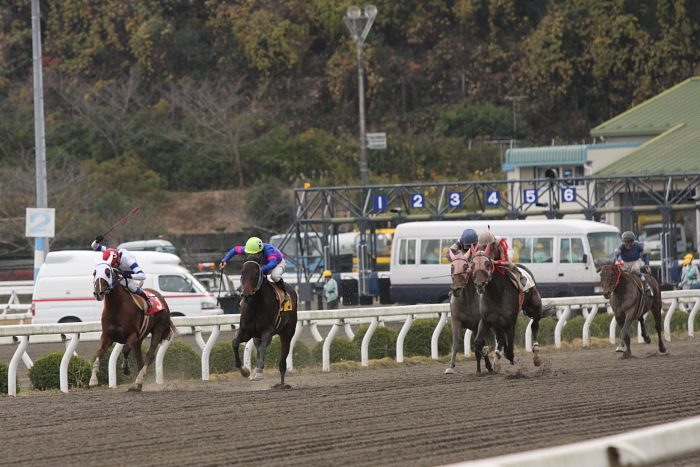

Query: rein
left=471, top=252, right=495, bottom=278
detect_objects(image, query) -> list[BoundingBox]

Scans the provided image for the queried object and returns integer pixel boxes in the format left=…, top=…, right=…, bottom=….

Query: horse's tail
left=541, top=304, right=559, bottom=318
left=160, top=319, right=178, bottom=344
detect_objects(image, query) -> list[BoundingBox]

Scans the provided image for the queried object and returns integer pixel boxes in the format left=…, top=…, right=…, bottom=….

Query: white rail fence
left=1, top=290, right=699, bottom=397
left=0, top=281, right=33, bottom=323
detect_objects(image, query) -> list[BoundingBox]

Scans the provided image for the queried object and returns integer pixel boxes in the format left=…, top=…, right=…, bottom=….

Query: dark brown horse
left=90, top=261, right=176, bottom=391
left=470, top=245, right=544, bottom=368
left=599, top=262, right=666, bottom=358
left=232, top=260, right=298, bottom=389
left=445, top=253, right=495, bottom=374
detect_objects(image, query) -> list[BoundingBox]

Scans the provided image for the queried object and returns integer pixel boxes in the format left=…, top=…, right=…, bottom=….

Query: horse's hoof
left=494, top=362, right=501, bottom=373
left=272, top=383, right=291, bottom=390
left=123, top=367, right=131, bottom=376
left=533, top=354, right=542, bottom=367
left=89, top=377, right=98, bottom=387
left=250, top=372, right=265, bottom=381
left=495, top=350, right=502, bottom=359
left=615, top=346, right=625, bottom=353
left=127, top=385, right=142, bottom=392
left=239, top=368, right=250, bottom=378
left=644, top=336, right=652, bottom=344
left=659, top=346, right=667, bottom=354
left=533, top=344, right=540, bottom=352
left=445, top=368, right=455, bottom=375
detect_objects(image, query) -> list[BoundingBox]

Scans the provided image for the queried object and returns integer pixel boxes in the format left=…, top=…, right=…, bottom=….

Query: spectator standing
left=678, top=255, right=700, bottom=290
left=322, top=270, right=339, bottom=309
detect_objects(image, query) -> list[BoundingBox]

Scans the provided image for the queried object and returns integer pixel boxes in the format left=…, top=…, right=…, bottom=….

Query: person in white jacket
left=92, top=235, right=152, bottom=309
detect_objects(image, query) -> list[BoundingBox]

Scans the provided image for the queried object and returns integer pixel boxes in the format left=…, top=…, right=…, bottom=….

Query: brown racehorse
left=90, top=261, right=176, bottom=391
left=232, top=260, right=298, bottom=389
left=445, top=253, right=496, bottom=374
left=469, top=245, right=545, bottom=369
left=599, top=262, right=666, bottom=358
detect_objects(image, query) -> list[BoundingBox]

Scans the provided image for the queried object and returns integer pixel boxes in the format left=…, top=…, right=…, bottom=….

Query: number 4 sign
left=26, top=208, right=56, bottom=237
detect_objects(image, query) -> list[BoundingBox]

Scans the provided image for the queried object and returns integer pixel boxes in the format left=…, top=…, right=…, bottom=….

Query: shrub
left=352, top=324, right=399, bottom=360
left=257, top=337, right=314, bottom=370
left=209, top=341, right=236, bottom=374
left=0, top=361, right=20, bottom=394
left=561, top=316, right=587, bottom=342
left=591, top=313, right=614, bottom=338
left=162, top=340, right=201, bottom=380
left=28, top=351, right=92, bottom=390
left=92, top=343, right=134, bottom=386
left=311, top=338, right=361, bottom=364
left=403, top=319, right=452, bottom=357
left=531, top=317, right=557, bottom=347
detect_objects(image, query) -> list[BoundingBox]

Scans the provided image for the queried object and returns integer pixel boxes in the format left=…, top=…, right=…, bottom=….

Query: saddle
left=624, top=272, right=645, bottom=294
left=270, top=281, right=292, bottom=331
left=128, top=291, right=163, bottom=316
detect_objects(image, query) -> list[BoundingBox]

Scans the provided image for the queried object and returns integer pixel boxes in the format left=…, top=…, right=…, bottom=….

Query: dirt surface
left=3, top=336, right=700, bottom=466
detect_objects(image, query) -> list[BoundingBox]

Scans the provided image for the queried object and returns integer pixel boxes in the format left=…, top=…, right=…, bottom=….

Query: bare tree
left=167, top=77, right=265, bottom=188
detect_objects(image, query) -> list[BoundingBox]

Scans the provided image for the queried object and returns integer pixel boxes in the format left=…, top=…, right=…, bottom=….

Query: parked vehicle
left=389, top=219, right=621, bottom=304
left=193, top=263, right=241, bottom=314
left=117, top=238, right=177, bottom=255
left=638, top=223, right=688, bottom=258
left=32, top=250, right=222, bottom=323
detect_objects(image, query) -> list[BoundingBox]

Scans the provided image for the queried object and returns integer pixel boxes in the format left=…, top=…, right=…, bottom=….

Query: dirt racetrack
left=3, top=338, right=700, bottom=467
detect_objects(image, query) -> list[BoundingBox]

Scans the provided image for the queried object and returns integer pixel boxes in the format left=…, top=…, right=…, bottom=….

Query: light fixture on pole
left=344, top=5, right=377, bottom=185
left=504, top=95, right=528, bottom=142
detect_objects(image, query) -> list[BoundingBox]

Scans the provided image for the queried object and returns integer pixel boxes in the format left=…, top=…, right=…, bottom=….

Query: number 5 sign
left=26, top=208, right=56, bottom=238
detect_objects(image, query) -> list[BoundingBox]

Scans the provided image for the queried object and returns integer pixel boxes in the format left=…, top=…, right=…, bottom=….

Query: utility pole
left=504, top=95, right=528, bottom=142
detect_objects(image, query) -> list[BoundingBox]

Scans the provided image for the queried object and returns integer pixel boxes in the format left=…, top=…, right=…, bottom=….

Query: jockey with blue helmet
left=220, top=237, right=289, bottom=299
left=91, top=236, right=152, bottom=309
left=445, top=228, right=479, bottom=262
left=613, top=231, right=653, bottom=296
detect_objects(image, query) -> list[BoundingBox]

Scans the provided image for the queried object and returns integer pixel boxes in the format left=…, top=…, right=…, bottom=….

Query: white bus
left=389, top=219, right=621, bottom=304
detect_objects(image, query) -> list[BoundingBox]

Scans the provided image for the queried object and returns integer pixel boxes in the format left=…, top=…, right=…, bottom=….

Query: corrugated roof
left=592, top=77, right=700, bottom=175
left=505, top=145, right=587, bottom=166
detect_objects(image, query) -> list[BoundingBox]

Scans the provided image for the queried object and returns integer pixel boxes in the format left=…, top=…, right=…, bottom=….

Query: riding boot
left=641, top=277, right=653, bottom=297
left=276, top=278, right=290, bottom=302
left=136, top=287, right=152, bottom=309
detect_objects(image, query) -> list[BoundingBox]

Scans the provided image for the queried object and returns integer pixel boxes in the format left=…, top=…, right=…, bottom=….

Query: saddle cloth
left=271, top=282, right=293, bottom=312
left=129, top=291, right=165, bottom=316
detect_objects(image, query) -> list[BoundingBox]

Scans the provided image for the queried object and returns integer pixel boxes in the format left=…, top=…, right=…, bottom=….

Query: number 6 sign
left=26, top=208, right=56, bottom=238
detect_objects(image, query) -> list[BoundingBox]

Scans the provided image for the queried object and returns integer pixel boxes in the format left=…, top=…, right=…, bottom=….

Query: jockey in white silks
left=92, top=237, right=152, bottom=309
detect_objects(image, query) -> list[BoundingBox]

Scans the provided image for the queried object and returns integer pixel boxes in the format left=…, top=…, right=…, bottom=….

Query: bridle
left=241, top=261, right=263, bottom=302
left=93, top=261, right=120, bottom=300
left=450, top=255, right=471, bottom=292
left=600, top=263, right=621, bottom=293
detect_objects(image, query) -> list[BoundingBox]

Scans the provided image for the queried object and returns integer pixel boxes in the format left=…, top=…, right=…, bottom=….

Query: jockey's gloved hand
left=122, top=272, right=132, bottom=278
left=95, top=235, right=104, bottom=243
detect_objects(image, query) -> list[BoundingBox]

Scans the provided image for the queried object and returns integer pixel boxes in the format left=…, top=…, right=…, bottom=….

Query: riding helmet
left=245, top=237, right=264, bottom=254
left=460, top=229, right=478, bottom=247
left=621, top=231, right=635, bottom=244
left=103, top=248, right=120, bottom=266
left=477, top=230, right=495, bottom=248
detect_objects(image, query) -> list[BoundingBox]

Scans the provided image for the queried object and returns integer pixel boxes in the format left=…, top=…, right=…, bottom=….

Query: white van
left=389, top=219, right=621, bottom=304
left=31, top=250, right=222, bottom=323
left=117, top=239, right=177, bottom=255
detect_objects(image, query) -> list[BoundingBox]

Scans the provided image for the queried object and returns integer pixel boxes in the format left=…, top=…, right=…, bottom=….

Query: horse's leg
left=651, top=294, right=666, bottom=354
left=504, top=323, right=517, bottom=365
left=617, top=307, right=636, bottom=358
left=639, top=315, right=651, bottom=344
left=89, top=335, right=113, bottom=387
left=445, top=318, right=461, bottom=375
left=492, top=328, right=506, bottom=373
left=474, top=320, right=493, bottom=374
left=134, top=325, right=165, bottom=390
left=251, top=334, right=273, bottom=381
left=274, top=334, right=292, bottom=389
left=525, top=293, right=543, bottom=367
left=232, top=329, right=250, bottom=378
left=122, top=343, right=132, bottom=376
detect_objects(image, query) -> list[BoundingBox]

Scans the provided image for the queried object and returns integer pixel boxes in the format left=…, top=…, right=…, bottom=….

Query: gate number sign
left=373, top=195, right=387, bottom=211
left=448, top=192, right=462, bottom=207
left=523, top=189, right=538, bottom=204
left=26, top=208, right=56, bottom=237
left=411, top=194, right=425, bottom=209
left=486, top=190, right=500, bottom=206
left=562, top=187, right=576, bottom=202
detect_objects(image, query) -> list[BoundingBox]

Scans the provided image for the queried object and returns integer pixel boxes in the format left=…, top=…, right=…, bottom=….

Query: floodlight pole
left=504, top=95, right=528, bottom=142
left=344, top=6, right=377, bottom=185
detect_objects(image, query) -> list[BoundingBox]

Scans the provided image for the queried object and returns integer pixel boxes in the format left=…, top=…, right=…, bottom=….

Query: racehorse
left=445, top=253, right=495, bottom=375
left=232, top=260, right=298, bottom=389
left=469, top=245, right=545, bottom=369
left=90, top=261, right=176, bottom=391
left=599, top=262, right=666, bottom=358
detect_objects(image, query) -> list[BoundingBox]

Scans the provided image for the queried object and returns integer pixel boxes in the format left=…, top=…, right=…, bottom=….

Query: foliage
left=161, top=340, right=201, bottom=380
left=515, top=317, right=557, bottom=347
left=260, top=337, right=314, bottom=369
left=311, top=338, right=361, bottom=364
left=28, top=351, right=92, bottom=390
left=209, top=341, right=236, bottom=374
left=243, top=178, right=295, bottom=235
left=403, top=319, right=451, bottom=357
left=0, top=361, right=20, bottom=394
left=352, top=324, right=399, bottom=360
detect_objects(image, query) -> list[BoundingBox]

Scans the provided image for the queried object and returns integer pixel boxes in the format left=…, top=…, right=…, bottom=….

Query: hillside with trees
left=1, top=0, right=699, bottom=257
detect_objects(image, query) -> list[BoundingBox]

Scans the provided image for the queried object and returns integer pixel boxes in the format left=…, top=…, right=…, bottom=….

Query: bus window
left=420, top=239, right=441, bottom=264
left=513, top=237, right=533, bottom=263
left=398, top=239, right=416, bottom=265
left=533, top=238, right=553, bottom=263
left=588, top=232, right=621, bottom=267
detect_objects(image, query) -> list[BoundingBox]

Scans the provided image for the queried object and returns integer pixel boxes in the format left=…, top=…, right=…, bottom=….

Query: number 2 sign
left=26, top=208, right=56, bottom=238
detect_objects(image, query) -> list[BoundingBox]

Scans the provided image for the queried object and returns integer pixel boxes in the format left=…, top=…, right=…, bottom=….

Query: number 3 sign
left=26, top=208, right=56, bottom=238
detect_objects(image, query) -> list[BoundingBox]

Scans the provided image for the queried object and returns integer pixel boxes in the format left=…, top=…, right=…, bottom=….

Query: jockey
left=220, top=237, right=289, bottom=300
left=445, top=228, right=479, bottom=262
left=613, top=231, right=652, bottom=296
left=477, top=230, right=523, bottom=291
left=91, top=236, right=151, bottom=309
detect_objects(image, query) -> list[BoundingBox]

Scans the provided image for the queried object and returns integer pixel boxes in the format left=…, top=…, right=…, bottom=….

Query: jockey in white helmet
left=92, top=236, right=152, bottom=309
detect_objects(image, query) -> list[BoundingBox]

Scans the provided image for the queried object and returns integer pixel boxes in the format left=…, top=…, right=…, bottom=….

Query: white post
left=108, top=343, right=124, bottom=388
left=8, top=336, right=29, bottom=396
left=59, top=333, right=80, bottom=393
left=396, top=314, right=414, bottom=363
left=361, top=317, right=379, bottom=366
left=431, top=312, right=448, bottom=360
